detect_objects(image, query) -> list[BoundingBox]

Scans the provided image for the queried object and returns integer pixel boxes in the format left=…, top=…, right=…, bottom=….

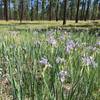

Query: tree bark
left=13, top=2, right=16, bottom=20
left=9, top=0, right=11, bottom=19
left=98, top=2, right=100, bottom=19
left=36, top=0, right=38, bottom=20
left=19, top=0, right=24, bottom=23
left=49, top=0, right=52, bottom=21
left=30, top=0, right=33, bottom=21
left=0, top=0, right=3, bottom=19
left=80, top=0, right=86, bottom=20
left=56, top=0, right=59, bottom=21
left=75, top=0, right=80, bottom=23
left=84, top=0, right=91, bottom=21
left=42, top=0, right=45, bottom=20
left=63, top=0, right=67, bottom=25
left=3, top=0, right=8, bottom=21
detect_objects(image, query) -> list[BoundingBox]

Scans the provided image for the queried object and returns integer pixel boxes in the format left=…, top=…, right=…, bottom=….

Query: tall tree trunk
left=36, top=0, right=38, bottom=20
left=63, top=0, right=67, bottom=25
left=70, top=5, right=73, bottom=20
left=3, top=0, right=8, bottom=21
left=91, top=6, right=95, bottom=20
left=91, top=0, right=99, bottom=20
left=56, top=0, right=59, bottom=21
left=0, top=0, right=3, bottom=19
left=98, top=2, right=100, bottom=19
left=25, top=2, right=29, bottom=20
left=49, top=0, right=52, bottom=21
left=19, top=0, right=24, bottom=23
left=75, top=0, right=80, bottom=23
left=82, top=0, right=86, bottom=20
left=30, top=0, right=33, bottom=21
left=9, top=0, right=11, bottom=19
left=42, top=0, right=45, bottom=20
left=13, top=2, right=16, bottom=20
left=80, top=0, right=86, bottom=20
left=84, top=0, right=91, bottom=21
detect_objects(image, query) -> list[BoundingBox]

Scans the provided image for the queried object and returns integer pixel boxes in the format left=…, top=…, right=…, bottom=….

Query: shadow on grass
left=0, top=22, right=57, bottom=27
left=0, top=21, right=100, bottom=29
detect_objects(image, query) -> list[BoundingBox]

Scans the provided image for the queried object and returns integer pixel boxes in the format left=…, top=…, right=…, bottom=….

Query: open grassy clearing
left=0, top=20, right=100, bottom=30
left=0, top=21, right=100, bottom=100
left=0, top=20, right=100, bottom=37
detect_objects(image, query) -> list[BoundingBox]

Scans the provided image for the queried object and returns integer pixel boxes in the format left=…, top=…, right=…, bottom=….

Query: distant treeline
left=0, top=0, right=100, bottom=24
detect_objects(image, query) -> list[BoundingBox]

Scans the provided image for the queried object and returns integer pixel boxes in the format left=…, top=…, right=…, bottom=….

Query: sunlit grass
left=0, top=22, right=100, bottom=100
left=0, top=20, right=100, bottom=30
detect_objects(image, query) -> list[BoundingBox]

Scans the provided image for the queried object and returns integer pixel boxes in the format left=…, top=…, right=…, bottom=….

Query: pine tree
left=3, top=0, right=8, bottom=21
left=75, top=0, right=80, bottom=23
left=63, top=0, right=67, bottom=25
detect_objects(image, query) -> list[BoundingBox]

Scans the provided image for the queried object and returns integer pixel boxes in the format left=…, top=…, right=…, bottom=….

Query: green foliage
left=0, top=24, right=100, bottom=99
left=0, top=0, right=100, bottom=21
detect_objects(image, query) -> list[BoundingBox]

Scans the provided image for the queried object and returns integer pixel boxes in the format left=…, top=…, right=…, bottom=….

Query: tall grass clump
left=0, top=29, right=100, bottom=100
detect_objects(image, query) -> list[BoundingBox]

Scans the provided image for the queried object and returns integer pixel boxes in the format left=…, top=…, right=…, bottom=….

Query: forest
left=0, top=0, right=100, bottom=100
left=0, top=0, right=100, bottom=24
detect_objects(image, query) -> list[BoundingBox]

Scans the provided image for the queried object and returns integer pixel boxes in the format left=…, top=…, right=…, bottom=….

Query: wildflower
left=59, top=34, right=66, bottom=40
left=64, top=31, right=67, bottom=34
left=92, top=47, right=97, bottom=51
left=88, top=46, right=97, bottom=51
left=96, top=33, right=100, bottom=36
left=46, top=30, right=54, bottom=35
left=56, top=57, right=66, bottom=64
left=59, top=70, right=68, bottom=83
left=39, top=57, right=48, bottom=65
left=66, top=40, right=76, bottom=53
left=47, top=36, right=57, bottom=46
left=96, top=41, right=100, bottom=46
left=82, top=56, right=97, bottom=67
left=39, top=57, right=52, bottom=67
left=64, top=31, right=72, bottom=36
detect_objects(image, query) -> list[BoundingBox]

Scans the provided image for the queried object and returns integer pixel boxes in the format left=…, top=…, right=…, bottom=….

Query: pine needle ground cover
left=0, top=23, right=100, bottom=100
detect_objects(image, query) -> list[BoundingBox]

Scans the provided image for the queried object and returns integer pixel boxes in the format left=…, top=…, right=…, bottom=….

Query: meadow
left=0, top=21, right=100, bottom=100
